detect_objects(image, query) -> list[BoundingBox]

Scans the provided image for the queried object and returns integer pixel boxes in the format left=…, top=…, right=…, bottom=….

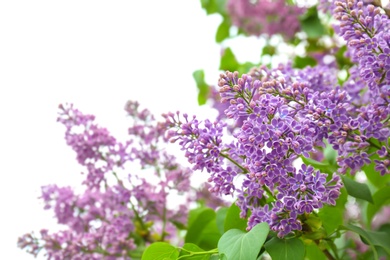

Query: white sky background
left=0, top=1, right=263, bottom=259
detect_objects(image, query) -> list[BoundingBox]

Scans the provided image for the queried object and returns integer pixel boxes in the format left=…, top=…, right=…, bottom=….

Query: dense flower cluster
left=226, top=0, right=305, bottom=39
left=331, top=0, right=390, bottom=174
left=18, top=102, right=227, bottom=259
left=166, top=0, right=390, bottom=238
left=17, top=0, right=390, bottom=258
left=166, top=63, right=345, bottom=237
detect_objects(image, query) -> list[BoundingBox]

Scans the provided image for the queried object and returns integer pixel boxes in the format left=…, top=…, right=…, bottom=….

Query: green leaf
left=192, top=70, right=210, bottom=106
left=218, top=222, right=269, bottom=260
left=363, top=230, right=390, bottom=255
left=198, top=219, right=222, bottom=250
left=224, top=202, right=248, bottom=232
left=265, top=237, right=305, bottom=260
left=300, top=156, right=336, bottom=175
left=362, top=153, right=390, bottom=189
left=216, top=17, right=231, bottom=43
left=340, top=224, right=390, bottom=258
left=342, top=175, right=374, bottom=203
left=323, top=143, right=338, bottom=166
left=219, top=47, right=240, bottom=72
left=292, top=55, right=317, bottom=69
left=188, top=207, right=208, bottom=227
left=261, top=45, right=276, bottom=56
left=334, top=45, right=353, bottom=69
left=142, top=242, right=179, bottom=260
left=299, top=6, right=325, bottom=39
left=185, top=207, right=221, bottom=250
left=171, top=220, right=186, bottom=230
left=179, top=243, right=211, bottom=260
left=209, top=255, right=221, bottom=260
left=304, top=242, right=327, bottom=260
left=366, top=186, right=390, bottom=224
left=216, top=207, right=229, bottom=235
left=318, top=187, right=347, bottom=235
left=200, top=0, right=227, bottom=15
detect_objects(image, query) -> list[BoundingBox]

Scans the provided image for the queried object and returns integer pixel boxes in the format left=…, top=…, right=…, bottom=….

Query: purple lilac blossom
left=166, top=64, right=344, bottom=237
left=332, top=0, right=390, bottom=174
left=226, top=0, right=305, bottom=40
left=19, top=102, right=220, bottom=259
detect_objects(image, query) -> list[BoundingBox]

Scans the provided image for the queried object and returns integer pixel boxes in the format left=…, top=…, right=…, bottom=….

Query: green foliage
left=341, top=224, right=390, bottom=259
left=293, top=55, right=317, bottom=69
left=362, top=154, right=390, bottom=189
left=218, top=222, right=269, bottom=260
left=179, top=243, right=212, bottom=259
left=142, top=242, right=179, bottom=260
left=185, top=207, right=221, bottom=250
left=304, top=242, right=327, bottom=260
left=223, top=202, right=248, bottom=232
left=264, top=237, right=305, bottom=260
left=341, top=175, right=374, bottom=204
left=200, top=0, right=227, bottom=15
left=216, top=207, right=229, bottom=235
left=323, top=144, right=338, bottom=166
left=318, top=187, right=348, bottom=235
left=193, top=70, right=210, bottom=106
left=300, top=156, right=337, bottom=175
left=216, top=17, right=231, bottom=43
left=366, top=186, right=390, bottom=225
left=144, top=2, right=390, bottom=260
left=219, top=47, right=240, bottom=72
left=299, top=6, right=325, bottom=39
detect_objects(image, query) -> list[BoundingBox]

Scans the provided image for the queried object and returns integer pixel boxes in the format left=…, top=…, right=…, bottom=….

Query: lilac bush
left=19, top=0, right=390, bottom=259
left=18, top=102, right=226, bottom=259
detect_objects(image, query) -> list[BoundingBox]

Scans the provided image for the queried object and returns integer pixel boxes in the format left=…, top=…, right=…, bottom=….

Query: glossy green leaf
left=334, top=45, right=353, bottom=69
left=192, top=70, right=209, bottom=106
left=261, top=45, right=276, bottom=56
left=186, top=207, right=215, bottom=241
left=265, top=237, right=305, bottom=260
left=219, top=47, right=240, bottom=72
left=186, top=207, right=221, bottom=250
left=200, top=0, right=227, bottom=15
left=142, top=242, right=179, bottom=260
left=224, top=202, right=248, bottom=232
left=218, top=222, right=269, bottom=260
left=366, top=186, right=390, bottom=224
left=304, top=242, right=327, bottom=260
left=301, top=156, right=336, bottom=175
left=179, top=243, right=211, bottom=260
left=299, top=6, right=325, bottom=38
left=293, top=55, right=317, bottom=69
left=216, top=17, right=231, bottom=43
left=342, top=176, right=374, bottom=203
left=362, top=153, right=390, bottom=189
left=323, top=143, right=338, bottom=166
left=340, top=224, right=390, bottom=258
left=318, top=187, right=347, bottom=235
left=216, top=207, right=229, bottom=235
left=198, top=219, right=222, bottom=250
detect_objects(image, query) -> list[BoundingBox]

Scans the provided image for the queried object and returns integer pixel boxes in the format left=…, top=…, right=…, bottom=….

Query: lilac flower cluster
left=166, top=1, right=390, bottom=238
left=331, top=0, right=390, bottom=174
left=19, top=102, right=222, bottom=259
left=226, top=0, right=305, bottom=39
left=166, top=62, right=348, bottom=237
